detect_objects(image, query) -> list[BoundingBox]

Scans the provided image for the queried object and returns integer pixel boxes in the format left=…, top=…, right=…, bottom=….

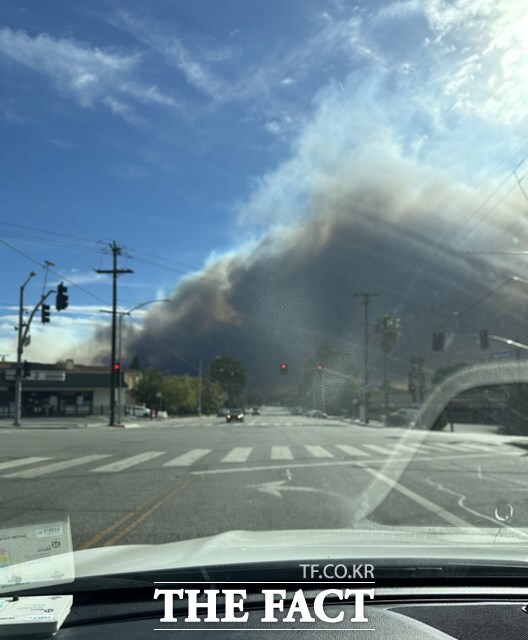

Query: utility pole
left=198, top=361, right=203, bottom=416
left=95, top=242, right=133, bottom=426
left=354, top=292, right=378, bottom=424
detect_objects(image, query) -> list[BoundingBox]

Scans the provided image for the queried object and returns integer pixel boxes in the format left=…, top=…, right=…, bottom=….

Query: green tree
left=162, top=375, right=197, bottom=415
left=209, top=355, right=247, bottom=405
left=201, top=378, right=222, bottom=415
left=132, top=367, right=164, bottom=408
left=374, top=315, right=402, bottom=411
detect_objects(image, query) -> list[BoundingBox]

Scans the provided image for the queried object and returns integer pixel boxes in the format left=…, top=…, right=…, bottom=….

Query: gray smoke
left=123, top=154, right=528, bottom=391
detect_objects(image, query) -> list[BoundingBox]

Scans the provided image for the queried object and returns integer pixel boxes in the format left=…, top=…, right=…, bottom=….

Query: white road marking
left=363, top=444, right=393, bottom=455
left=221, top=447, right=252, bottom=463
left=305, top=445, right=333, bottom=458
left=453, top=443, right=494, bottom=452
left=364, top=468, right=472, bottom=527
left=163, top=449, right=211, bottom=467
left=4, top=454, right=111, bottom=478
left=271, top=446, right=294, bottom=460
left=396, top=443, right=439, bottom=453
left=92, top=452, right=164, bottom=473
left=335, top=444, right=369, bottom=457
left=0, top=457, right=50, bottom=471
left=191, top=449, right=523, bottom=476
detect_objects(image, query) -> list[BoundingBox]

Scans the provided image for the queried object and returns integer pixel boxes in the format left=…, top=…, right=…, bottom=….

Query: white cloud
left=416, top=1, right=528, bottom=126
left=46, top=137, right=74, bottom=150
left=0, top=27, right=177, bottom=122
left=111, top=12, right=225, bottom=100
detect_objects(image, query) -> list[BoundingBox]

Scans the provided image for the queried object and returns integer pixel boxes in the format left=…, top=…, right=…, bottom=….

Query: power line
left=0, top=238, right=109, bottom=304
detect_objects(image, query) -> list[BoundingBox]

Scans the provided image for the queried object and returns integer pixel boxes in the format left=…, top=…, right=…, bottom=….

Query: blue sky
left=0, top=0, right=527, bottom=367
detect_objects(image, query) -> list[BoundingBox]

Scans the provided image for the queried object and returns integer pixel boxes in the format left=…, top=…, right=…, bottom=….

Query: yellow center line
left=102, top=481, right=188, bottom=546
left=78, top=483, right=184, bottom=549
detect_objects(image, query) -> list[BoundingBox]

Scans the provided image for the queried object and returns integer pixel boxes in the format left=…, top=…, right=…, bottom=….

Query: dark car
left=226, top=409, right=244, bottom=423
left=252, top=407, right=260, bottom=415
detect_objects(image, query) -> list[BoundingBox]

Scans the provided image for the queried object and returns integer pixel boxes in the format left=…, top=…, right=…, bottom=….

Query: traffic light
left=432, top=332, right=445, bottom=351
left=113, top=362, right=121, bottom=372
left=56, top=282, right=69, bottom=311
left=316, top=364, right=324, bottom=373
left=479, top=329, right=489, bottom=350
left=23, top=361, right=31, bottom=378
left=41, top=303, right=50, bottom=324
left=279, top=363, right=287, bottom=374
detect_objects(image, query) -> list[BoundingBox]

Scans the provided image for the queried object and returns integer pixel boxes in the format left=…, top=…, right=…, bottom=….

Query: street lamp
left=13, top=271, right=36, bottom=426
left=100, top=298, right=169, bottom=424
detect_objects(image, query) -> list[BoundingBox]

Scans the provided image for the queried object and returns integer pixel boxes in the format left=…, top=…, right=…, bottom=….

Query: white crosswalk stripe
left=92, top=452, right=164, bottom=473
left=0, top=439, right=505, bottom=478
left=363, top=444, right=393, bottom=455
left=3, top=454, right=111, bottom=478
left=221, top=447, right=252, bottom=463
left=0, top=457, right=51, bottom=471
left=396, top=443, right=439, bottom=453
left=335, top=444, right=369, bottom=457
left=450, top=443, right=493, bottom=452
left=164, top=449, right=212, bottom=467
left=271, top=446, right=294, bottom=460
left=305, top=445, right=333, bottom=458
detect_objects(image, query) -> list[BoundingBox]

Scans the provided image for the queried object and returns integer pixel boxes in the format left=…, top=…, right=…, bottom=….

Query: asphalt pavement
left=1, top=409, right=527, bottom=549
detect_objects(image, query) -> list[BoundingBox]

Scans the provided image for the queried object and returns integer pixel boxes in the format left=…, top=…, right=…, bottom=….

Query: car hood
left=73, top=527, right=528, bottom=578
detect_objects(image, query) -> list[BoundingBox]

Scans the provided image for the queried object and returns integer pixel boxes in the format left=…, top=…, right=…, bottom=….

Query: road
left=1, top=407, right=527, bottom=549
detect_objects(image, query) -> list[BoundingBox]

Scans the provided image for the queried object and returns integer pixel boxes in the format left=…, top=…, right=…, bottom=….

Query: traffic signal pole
left=13, top=277, right=53, bottom=427
left=354, top=292, right=378, bottom=424
left=13, top=273, right=34, bottom=426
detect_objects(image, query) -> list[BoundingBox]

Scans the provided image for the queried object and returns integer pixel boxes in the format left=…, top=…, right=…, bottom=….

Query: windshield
left=1, top=0, right=528, bottom=585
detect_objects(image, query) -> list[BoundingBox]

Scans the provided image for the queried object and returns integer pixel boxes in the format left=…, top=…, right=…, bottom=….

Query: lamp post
left=100, top=298, right=169, bottom=424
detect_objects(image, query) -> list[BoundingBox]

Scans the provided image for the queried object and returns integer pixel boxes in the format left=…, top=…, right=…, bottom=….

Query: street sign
left=491, top=350, right=513, bottom=359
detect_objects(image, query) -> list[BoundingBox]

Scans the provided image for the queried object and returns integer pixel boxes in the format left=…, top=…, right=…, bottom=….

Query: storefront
left=0, top=360, right=122, bottom=418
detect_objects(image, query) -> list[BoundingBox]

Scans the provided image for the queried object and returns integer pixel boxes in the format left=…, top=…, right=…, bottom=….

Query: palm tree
left=374, top=316, right=402, bottom=411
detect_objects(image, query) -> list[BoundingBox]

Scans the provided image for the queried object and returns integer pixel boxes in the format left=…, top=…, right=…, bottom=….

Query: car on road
left=305, top=409, right=327, bottom=419
left=385, top=408, right=419, bottom=427
left=226, top=408, right=244, bottom=422
left=126, top=406, right=151, bottom=418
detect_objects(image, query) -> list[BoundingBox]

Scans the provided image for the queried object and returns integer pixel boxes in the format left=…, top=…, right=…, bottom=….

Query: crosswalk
left=1, top=439, right=512, bottom=478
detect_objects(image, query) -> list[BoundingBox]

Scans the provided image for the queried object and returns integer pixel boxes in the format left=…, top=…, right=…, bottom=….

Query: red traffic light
left=316, top=364, right=323, bottom=371
left=113, top=362, right=121, bottom=371
left=279, top=363, right=287, bottom=374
